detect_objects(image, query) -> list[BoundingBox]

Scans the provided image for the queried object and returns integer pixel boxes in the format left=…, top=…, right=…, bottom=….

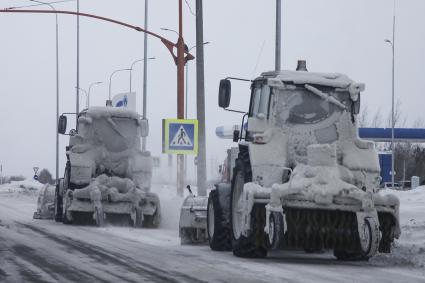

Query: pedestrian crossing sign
left=162, top=119, right=198, bottom=155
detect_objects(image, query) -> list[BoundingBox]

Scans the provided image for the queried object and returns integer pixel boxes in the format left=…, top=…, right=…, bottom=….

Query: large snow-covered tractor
left=207, top=62, right=400, bottom=259
left=55, top=107, right=160, bottom=227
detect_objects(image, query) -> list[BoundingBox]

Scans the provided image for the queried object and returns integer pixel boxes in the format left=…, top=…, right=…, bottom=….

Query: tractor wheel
left=230, top=148, right=267, bottom=258
left=207, top=189, right=231, bottom=251
left=134, top=208, right=143, bottom=228
left=267, top=212, right=284, bottom=250
left=62, top=194, right=72, bottom=224
left=142, top=213, right=159, bottom=228
left=334, top=217, right=380, bottom=261
left=95, top=207, right=105, bottom=227
left=54, top=188, right=63, bottom=222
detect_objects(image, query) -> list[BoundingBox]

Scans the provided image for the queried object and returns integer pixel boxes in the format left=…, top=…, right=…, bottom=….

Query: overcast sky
left=0, top=0, right=424, bottom=178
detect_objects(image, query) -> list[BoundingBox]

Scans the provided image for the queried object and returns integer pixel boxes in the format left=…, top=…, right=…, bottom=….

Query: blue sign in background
left=169, top=123, right=195, bottom=151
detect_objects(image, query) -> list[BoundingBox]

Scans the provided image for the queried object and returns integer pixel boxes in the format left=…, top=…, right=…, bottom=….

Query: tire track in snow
left=12, top=244, right=109, bottom=283
left=1, top=224, right=112, bottom=283
left=0, top=267, right=7, bottom=280
left=17, top=222, right=206, bottom=283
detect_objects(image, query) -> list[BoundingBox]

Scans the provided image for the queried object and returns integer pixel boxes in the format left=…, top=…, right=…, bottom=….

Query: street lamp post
left=30, top=0, right=60, bottom=185
left=385, top=1, right=396, bottom=189
left=142, top=0, right=149, bottom=152
left=129, top=57, right=155, bottom=93
left=108, top=68, right=131, bottom=103
left=160, top=0, right=192, bottom=196
left=76, top=0, right=80, bottom=123
left=160, top=27, right=179, bottom=37
left=161, top=3, right=192, bottom=196
left=275, top=0, right=282, bottom=71
left=76, top=87, right=88, bottom=108
left=87, top=81, right=102, bottom=108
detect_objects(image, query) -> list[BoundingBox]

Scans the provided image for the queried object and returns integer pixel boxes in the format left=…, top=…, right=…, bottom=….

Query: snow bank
left=0, top=180, right=44, bottom=197
left=371, top=187, right=425, bottom=269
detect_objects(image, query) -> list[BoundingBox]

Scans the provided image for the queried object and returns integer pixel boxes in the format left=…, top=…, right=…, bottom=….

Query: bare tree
left=371, top=108, right=383, bottom=128
left=413, top=117, right=425, bottom=128
left=358, top=105, right=369, bottom=127
left=386, top=99, right=403, bottom=128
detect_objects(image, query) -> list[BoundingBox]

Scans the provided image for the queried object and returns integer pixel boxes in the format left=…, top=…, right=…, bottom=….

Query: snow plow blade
left=179, top=194, right=208, bottom=245
left=61, top=175, right=160, bottom=227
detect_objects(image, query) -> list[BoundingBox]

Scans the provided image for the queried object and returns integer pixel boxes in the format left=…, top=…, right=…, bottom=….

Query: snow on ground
left=0, top=179, right=43, bottom=197
left=370, top=186, right=425, bottom=269
left=0, top=181, right=424, bottom=282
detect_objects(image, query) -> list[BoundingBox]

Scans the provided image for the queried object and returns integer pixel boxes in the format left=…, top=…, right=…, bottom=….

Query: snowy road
left=1, top=183, right=425, bottom=283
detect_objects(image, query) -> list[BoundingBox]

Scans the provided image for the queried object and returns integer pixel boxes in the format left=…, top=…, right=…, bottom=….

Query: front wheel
left=334, top=217, right=380, bottom=261
left=230, top=149, right=267, bottom=258
left=267, top=212, right=284, bottom=250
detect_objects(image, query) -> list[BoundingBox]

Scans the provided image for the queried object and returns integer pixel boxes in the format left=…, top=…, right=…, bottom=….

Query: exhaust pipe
left=296, top=60, right=308, bottom=71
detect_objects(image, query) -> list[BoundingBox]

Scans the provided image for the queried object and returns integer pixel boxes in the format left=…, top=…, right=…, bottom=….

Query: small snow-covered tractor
left=207, top=61, right=400, bottom=260
left=55, top=107, right=160, bottom=227
left=33, top=184, right=55, bottom=219
left=179, top=189, right=208, bottom=244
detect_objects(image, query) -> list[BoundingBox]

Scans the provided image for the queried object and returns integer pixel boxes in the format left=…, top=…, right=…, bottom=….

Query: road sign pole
left=195, top=0, right=207, bottom=196
left=176, top=0, right=185, bottom=196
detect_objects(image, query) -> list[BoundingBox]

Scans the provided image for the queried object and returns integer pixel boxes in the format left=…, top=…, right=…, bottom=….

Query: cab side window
left=250, top=84, right=271, bottom=118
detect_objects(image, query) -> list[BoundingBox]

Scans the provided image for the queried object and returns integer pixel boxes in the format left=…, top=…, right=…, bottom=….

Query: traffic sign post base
left=177, top=154, right=185, bottom=197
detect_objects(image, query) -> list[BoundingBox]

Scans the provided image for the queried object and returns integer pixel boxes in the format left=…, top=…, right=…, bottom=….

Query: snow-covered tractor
left=55, top=107, right=160, bottom=227
left=33, top=184, right=56, bottom=219
left=207, top=62, right=400, bottom=259
left=179, top=190, right=208, bottom=244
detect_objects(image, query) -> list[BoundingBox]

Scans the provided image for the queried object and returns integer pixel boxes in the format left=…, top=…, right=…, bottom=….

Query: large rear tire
left=62, top=194, right=72, bottom=224
left=54, top=184, right=63, bottom=222
left=207, top=189, right=231, bottom=251
left=230, top=148, right=267, bottom=258
left=142, top=213, right=159, bottom=228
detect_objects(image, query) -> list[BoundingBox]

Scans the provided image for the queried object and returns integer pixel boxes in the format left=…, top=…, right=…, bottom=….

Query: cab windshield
left=90, top=117, right=139, bottom=152
left=283, top=87, right=347, bottom=125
